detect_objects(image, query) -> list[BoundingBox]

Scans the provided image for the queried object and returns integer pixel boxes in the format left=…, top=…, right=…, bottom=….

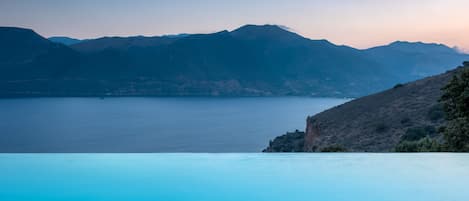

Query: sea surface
left=0, top=97, right=348, bottom=152
left=0, top=153, right=468, bottom=201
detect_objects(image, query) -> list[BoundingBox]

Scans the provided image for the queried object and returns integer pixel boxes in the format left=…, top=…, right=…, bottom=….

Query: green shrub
left=320, top=145, right=347, bottom=152
left=395, top=137, right=443, bottom=152
left=401, top=127, right=426, bottom=141
left=440, top=65, right=469, bottom=152
left=444, top=118, right=469, bottom=152
left=401, top=126, right=436, bottom=141
left=375, top=123, right=389, bottom=133
left=400, top=117, right=412, bottom=126
left=437, top=126, right=446, bottom=133
left=427, top=104, right=445, bottom=121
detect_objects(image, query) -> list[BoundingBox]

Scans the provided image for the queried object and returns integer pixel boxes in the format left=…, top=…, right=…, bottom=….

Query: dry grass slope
left=266, top=65, right=468, bottom=152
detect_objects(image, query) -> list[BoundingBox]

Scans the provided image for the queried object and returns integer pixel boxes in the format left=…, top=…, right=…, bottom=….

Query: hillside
left=264, top=63, right=469, bottom=152
left=0, top=27, right=81, bottom=80
left=1, top=25, right=468, bottom=97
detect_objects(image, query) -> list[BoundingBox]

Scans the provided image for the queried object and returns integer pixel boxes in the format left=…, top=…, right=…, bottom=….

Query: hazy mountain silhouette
left=71, top=36, right=178, bottom=52
left=1, top=25, right=468, bottom=97
left=365, top=41, right=469, bottom=80
left=48, top=36, right=83, bottom=45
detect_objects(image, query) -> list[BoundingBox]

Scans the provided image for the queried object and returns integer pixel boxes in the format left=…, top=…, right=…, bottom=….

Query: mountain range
left=1, top=25, right=468, bottom=97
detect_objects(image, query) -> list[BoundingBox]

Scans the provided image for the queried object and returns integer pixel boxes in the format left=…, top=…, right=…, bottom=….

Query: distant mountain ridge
left=48, top=36, right=83, bottom=45
left=1, top=25, right=468, bottom=97
left=364, top=41, right=468, bottom=80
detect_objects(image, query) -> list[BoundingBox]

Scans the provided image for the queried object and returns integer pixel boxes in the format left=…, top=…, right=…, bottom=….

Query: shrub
left=444, top=118, right=469, bottom=152
left=394, top=137, right=443, bottom=152
left=437, top=126, right=446, bottom=133
left=440, top=65, right=469, bottom=152
left=394, top=141, right=419, bottom=152
left=375, top=123, right=389, bottom=133
left=400, top=117, right=412, bottom=126
left=401, top=126, right=436, bottom=142
left=401, top=127, right=426, bottom=141
left=427, top=104, right=445, bottom=121
left=393, top=83, right=404, bottom=89
left=320, top=145, right=347, bottom=152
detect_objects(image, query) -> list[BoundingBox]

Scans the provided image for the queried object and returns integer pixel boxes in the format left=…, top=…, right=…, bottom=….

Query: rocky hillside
left=265, top=63, right=469, bottom=152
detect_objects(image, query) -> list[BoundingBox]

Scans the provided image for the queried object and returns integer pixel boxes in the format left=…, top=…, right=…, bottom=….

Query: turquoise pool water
left=1, top=154, right=468, bottom=201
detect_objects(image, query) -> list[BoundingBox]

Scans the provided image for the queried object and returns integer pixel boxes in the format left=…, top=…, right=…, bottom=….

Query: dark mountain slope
left=265, top=63, right=469, bottom=152
left=1, top=27, right=60, bottom=63
left=0, top=27, right=80, bottom=79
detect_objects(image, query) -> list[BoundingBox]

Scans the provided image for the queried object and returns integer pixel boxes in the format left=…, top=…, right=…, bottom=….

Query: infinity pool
left=0, top=154, right=468, bottom=201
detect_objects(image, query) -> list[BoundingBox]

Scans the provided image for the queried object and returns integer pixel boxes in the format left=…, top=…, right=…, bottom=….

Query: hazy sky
left=1, top=0, right=468, bottom=50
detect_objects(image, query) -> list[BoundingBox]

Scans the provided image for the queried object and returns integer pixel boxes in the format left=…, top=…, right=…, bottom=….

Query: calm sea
left=0, top=97, right=348, bottom=152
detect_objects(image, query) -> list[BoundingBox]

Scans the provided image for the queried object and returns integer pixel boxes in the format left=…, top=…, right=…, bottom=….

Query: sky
left=1, top=0, right=469, bottom=50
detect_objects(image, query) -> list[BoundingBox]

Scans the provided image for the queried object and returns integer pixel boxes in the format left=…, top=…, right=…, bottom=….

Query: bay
left=0, top=97, right=348, bottom=152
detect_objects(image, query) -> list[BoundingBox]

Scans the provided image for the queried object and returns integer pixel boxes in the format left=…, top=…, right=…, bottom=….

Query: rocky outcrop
left=265, top=64, right=469, bottom=152
left=262, top=130, right=305, bottom=152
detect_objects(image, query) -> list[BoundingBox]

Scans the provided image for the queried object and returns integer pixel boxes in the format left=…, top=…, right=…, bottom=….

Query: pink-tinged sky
left=1, top=0, right=468, bottom=50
